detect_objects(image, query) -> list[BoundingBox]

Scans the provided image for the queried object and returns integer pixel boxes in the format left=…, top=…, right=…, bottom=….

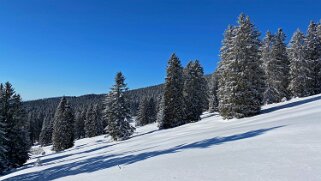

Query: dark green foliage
left=0, top=84, right=6, bottom=174
left=136, top=97, right=157, bottom=126
left=0, top=82, right=30, bottom=172
left=23, top=84, right=165, bottom=144
left=52, top=97, right=75, bottom=151
left=39, top=116, right=53, bottom=146
left=288, top=30, right=311, bottom=97
left=160, top=54, right=185, bottom=129
left=74, top=107, right=86, bottom=139
left=85, top=105, right=103, bottom=138
left=136, top=98, right=149, bottom=126
left=305, top=21, right=321, bottom=95
left=147, top=98, right=157, bottom=124
left=262, top=29, right=290, bottom=103
left=104, top=72, right=135, bottom=141
left=183, top=60, right=208, bottom=123
left=208, top=71, right=219, bottom=113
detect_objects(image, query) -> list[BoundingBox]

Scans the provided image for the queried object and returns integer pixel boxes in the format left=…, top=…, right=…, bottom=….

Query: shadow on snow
left=4, top=126, right=284, bottom=181
left=261, top=95, right=321, bottom=115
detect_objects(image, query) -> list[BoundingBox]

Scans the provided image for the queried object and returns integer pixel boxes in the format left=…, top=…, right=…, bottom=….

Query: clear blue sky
left=0, top=0, right=320, bottom=100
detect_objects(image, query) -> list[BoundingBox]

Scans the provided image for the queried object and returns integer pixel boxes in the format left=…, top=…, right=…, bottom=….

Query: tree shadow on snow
left=4, top=126, right=284, bottom=181
left=261, top=95, right=321, bottom=115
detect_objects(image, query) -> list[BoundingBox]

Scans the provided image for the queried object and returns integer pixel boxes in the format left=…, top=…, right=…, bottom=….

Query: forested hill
left=23, top=83, right=165, bottom=143
left=23, top=74, right=212, bottom=144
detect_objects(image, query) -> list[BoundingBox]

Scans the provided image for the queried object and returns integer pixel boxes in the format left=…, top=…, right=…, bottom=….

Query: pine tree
left=208, top=71, right=219, bottom=113
left=52, top=97, right=75, bottom=151
left=160, top=54, right=185, bottom=129
left=104, top=72, right=135, bottom=141
left=218, top=14, right=264, bottom=119
left=39, top=116, right=53, bottom=146
left=183, top=60, right=208, bottom=123
left=85, top=105, right=103, bottom=138
left=262, top=29, right=290, bottom=103
left=288, top=30, right=311, bottom=97
left=0, top=82, right=30, bottom=169
left=305, top=21, right=321, bottom=94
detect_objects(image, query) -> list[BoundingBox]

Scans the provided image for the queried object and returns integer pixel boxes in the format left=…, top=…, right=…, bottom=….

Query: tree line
left=208, top=14, right=321, bottom=119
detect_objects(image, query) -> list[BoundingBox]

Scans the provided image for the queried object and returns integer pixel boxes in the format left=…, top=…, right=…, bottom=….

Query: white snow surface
left=1, top=94, right=321, bottom=181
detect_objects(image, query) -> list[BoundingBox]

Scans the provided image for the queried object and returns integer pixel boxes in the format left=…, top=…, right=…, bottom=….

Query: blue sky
left=0, top=0, right=320, bottom=100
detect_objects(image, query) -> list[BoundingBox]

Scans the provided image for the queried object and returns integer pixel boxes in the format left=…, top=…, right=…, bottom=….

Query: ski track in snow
left=1, top=95, right=321, bottom=181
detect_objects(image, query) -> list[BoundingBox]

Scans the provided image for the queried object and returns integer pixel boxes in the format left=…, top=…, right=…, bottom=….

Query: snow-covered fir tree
left=261, top=31, right=276, bottom=103
left=39, top=116, right=53, bottom=146
left=183, top=60, right=208, bottom=123
left=146, top=97, right=157, bottom=124
left=262, top=29, right=290, bottom=103
left=156, top=95, right=165, bottom=128
left=208, top=71, right=219, bottom=113
left=85, top=105, right=103, bottom=138
left=305, top=21, right=321, bottom=95
left=0, top=84, right=7, bottom=174
left=0, top=82, right=30, bottom=170
left=218, top=14, right=264, bottom=119
left=217, top=25, right=235, bottom=117
left=52, top=97, right=75, bottom=151
left=288, top=30, right=311, bottom=97
left=104, top=72, right=135, bottom=141
left=136, top=97, right=157, bottom=126
left=159, top=54, right=185, bottom=129
left=74, top=107, right=86, bottom=139
left=136, top=98, right=149, bottom=126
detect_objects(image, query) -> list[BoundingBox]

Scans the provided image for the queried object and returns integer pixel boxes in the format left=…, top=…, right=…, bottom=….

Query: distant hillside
left=23, top=75, right=211, bottom=143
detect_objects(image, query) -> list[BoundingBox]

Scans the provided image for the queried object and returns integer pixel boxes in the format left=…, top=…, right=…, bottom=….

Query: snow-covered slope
left=2, top=95, right=321, bottom=181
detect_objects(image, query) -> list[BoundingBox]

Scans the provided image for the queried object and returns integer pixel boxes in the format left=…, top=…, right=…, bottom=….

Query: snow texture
left=1, top=94, right=321, bottom=181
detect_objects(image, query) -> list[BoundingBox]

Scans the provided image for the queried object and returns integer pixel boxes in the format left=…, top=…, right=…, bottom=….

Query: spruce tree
left=52, top=97, right=75, bottom=151
left=217, top=25, right=235, bottom=118
left=146, top=97, right=157, bottom=124
left=0, top=82, right=30, bottom=169
left=288, top=30, right=311, bottom=97
left=104, top=72, right=135, bottom=141
left=39, top=116, right=53, bottom=146
left=183, top=60, right=208, bottom=123
left=136, top=97, right=157, bottom=126
left=85, top=105, right=103, bottom=138
left=305, top=21, right=321, bottom=94
left=136, top=98, right=149, bottom=126
left=74, top=107, right=86, bottom=139
left=218, top=14, right=264, bottom=119
left=156, top=95, right=165, bottom=128
left=160, top=54, right=185, bottom=129
left=262, top=29, right=290, bottom=103
left=261, top=31, right=277, bottom=103
left=0, top=84, right=7, bottom=174
left=208, top=71, right=219, bottom=113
